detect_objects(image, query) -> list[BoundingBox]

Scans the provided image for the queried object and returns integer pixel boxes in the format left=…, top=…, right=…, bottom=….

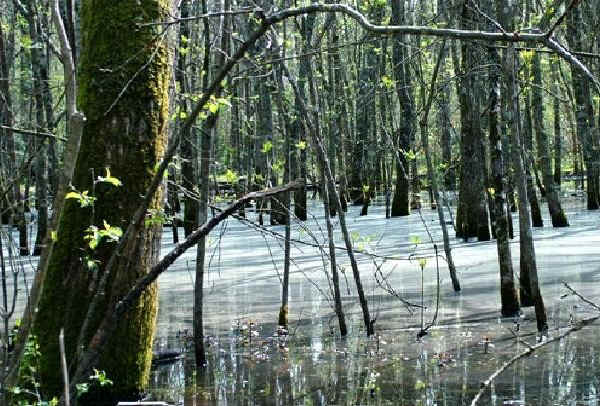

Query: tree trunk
left=179, top=1, right=198, bottom=236
left=505, top=41, right=547, bottom=331
left=550, top=57, right=562, bottom=188
left=33, top=1, right=171, bottom=400
left=488, top=43, right=519, bottom=316
left=419, top=40, right=461, bottom=292
left=522, top=82, right=543, bottom=227
left=532, top=53, right=568, bottom=227
left=566, top=8, right=600, bottom=210
left=455, top=3, right=490, bottom=241
left=390, top=0, right=411, bottom=217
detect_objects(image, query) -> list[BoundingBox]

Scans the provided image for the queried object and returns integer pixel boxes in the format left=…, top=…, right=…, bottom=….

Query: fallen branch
left=471, top=315, right=598, bottom=405
left=471, top=283, right=600, bottom=406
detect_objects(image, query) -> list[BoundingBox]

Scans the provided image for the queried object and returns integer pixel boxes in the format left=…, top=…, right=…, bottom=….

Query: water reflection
left=148, top=201, right=600, bottom=405
left=149, top=308, right=600, bottom=405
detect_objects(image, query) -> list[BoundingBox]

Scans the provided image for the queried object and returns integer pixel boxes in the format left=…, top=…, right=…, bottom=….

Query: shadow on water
left=145, top=198, right=600, bottom=405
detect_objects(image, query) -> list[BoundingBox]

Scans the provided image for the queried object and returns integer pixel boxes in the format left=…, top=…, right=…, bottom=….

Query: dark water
left=147, top=197, right=600, bottom=405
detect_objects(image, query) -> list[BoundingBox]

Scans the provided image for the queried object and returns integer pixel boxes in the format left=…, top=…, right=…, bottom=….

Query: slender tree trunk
left=419, top=41, right=460, bottom=292
left=522, top=83, right=544, bottom=227
left=505, top=42, right=547, bottom=331
left=195, top=0, right=230, bottom=369
left=21, top=6, right=49, bottom=256
left=532, top=53, right=568, bottom=227
left=488, top=43, right=519, bottom=316
left=390, top=0, right=411, bottom=217
left=179, top=1, right=198, bottom=236
left=0, top=21, right=28, bottom=255
left=291, top=14, right=315, bottom=221
left=194, top=119, right=213, bottom=370
left=330, top=24, right=350, bottom=212
left=550, top=57, right=562, bottom=188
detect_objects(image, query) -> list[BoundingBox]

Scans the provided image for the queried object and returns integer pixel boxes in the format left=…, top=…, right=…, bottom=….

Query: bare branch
left=545, top=0, right=581, bottom=39
left=563, top=282, right=600, bottom=312
left=0, top=125, right=67, bottom=141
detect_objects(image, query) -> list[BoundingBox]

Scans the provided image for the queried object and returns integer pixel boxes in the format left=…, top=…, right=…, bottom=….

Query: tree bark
left=419, top=40, right=461, bottom=292
left=566, top=7, right=600, bottom=210
left=488, top=42, right=519, bottom=316
left=532, top=52, right=568, bottom=227
left=33, top=0, right=172, bottom=400
left=455, top=3, right=490, bottom=241
left=390, top=0, right=411, bottom=217
left=505, top=42, right=547, bottom=331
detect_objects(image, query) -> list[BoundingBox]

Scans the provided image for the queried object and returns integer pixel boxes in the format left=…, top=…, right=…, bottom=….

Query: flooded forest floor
left=150, top=194, right=600, bottom=405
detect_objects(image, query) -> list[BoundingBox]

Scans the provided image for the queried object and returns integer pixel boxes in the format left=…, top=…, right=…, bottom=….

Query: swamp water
left=148, top=197, right=600, bottom=405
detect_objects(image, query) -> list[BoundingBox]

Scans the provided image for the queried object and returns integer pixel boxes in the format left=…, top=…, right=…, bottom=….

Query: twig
left=545, top=0, right=581, bottom=39
left=563, top=282, right=600, bottom=312
left=0, top=125, right=67, bottom=142
left=137, top=8, right=255, bottom=26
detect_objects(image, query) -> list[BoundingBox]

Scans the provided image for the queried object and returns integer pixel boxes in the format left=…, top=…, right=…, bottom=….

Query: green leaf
left=208, top=102, right=219, bottom=113
left=65, top=191, right=81, bottom=200
left=76, top=383, right=90, bottom=397
left=97, top=167, right=122, bottom=187
left=410, top=235, right=421, bottom=245
left=261, top=141, right=273, bottom=153
left=224, top=169, right=238, bottom=184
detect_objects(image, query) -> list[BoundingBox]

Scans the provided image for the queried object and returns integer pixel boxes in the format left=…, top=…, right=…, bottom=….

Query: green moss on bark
left=32, top=0, right=171, bottom=402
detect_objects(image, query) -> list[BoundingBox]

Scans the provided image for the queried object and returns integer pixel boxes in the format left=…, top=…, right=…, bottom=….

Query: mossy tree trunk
left=33, top=0, right=171, bottom=402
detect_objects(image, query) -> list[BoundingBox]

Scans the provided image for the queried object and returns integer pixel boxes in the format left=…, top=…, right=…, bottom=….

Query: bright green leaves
left=381, top=75, right=394, bottom=89
left=145, top=208, right=169, bottom=228
left=414, top=379, right=426, bottom=390
left=272, top=160, right=284, bottom=175
left=66, top=190, right=97, bottom=208
left=90, top=368, right=113, bottom=387
left=409, top=235, right=421, bottom=245
left=261, top=140, right=273, bottom=154
left=66, top=168, right=121, bottom=208
left=224, top=169, right=239, bottom=184
left=295, top=140, right=307, bottom=151
left=84, top=221, right=123, bottom=250
left=76, top=369, right=112, bottom=398
left=96, top=167, right=122, bottom=187
left=401, top=149, right=417, bottom=161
